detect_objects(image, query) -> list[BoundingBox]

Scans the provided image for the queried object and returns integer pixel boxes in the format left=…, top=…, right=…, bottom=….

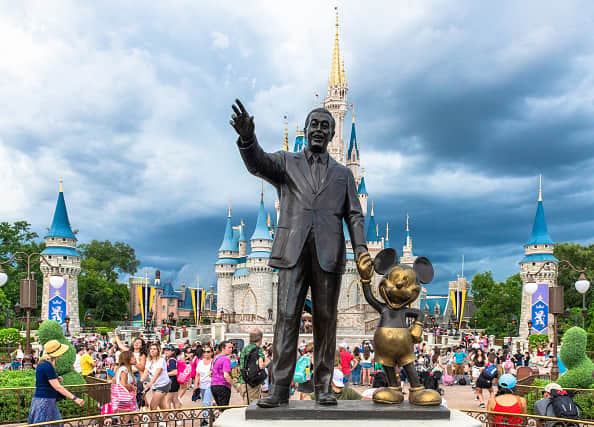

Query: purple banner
left=48, top=278, right=67, bottom=324
left=531, top=283, right=549, bottom=334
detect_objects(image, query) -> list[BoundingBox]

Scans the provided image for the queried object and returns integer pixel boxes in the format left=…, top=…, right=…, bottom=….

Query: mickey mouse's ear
left=413, top=257, right=434, bottom=284
left=373, top=248, right=398, bottom=275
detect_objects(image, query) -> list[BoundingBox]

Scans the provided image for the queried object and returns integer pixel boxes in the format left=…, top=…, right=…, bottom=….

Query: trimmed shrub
left=557, top=326, right=594, bottom=389
left=528, top=333, right=549, bottom=350
left=36, top=320, right=83, bottom=380
left=0, top=328, right=22, bottom=346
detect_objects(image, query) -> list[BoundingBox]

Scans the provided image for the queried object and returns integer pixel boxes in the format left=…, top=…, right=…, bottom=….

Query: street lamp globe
left=0, top=271, right=7, bottom=287
left=524, top=281, right=538, bottom=296
left=49, top=275, right=64, bottom=289
left=575, top=273, right=590, bottom=294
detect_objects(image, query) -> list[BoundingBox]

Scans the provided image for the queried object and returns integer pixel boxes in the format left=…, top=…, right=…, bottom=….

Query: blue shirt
left=34, top=361, right=58, bottom=398
left=454, top=352, right=467, bottom=364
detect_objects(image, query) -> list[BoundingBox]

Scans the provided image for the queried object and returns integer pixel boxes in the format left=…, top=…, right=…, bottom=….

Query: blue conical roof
left=251, top=199, right=272, bottom=240
left=347, top=122, right=359, bottom=160
left=218, top=211, right=235, bottom=252
left=358, top=176, right=368, bottom=195
left=366, top=209, right=379, bottom=242
left=45, top=189, right=76, bottom=240
left=526, top=200, right=554, bottom=245
left=162, top=281, right=180, bottom=299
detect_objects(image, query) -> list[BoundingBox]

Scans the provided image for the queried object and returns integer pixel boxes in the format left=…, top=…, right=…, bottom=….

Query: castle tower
left=519, top=176, right=557, bottom=338
left=40, top=179, right=81, bottom=331
left=245, top=190, right=274, bottom=319
left=238, top=220, right=247, bottom=258
left=323, top=10, right=348, bottom=164
left=215, top=206, right=238, bottom=314
left=400, top=214, right=418, bottom=268
left=358, top=169, right=368, bottom=217
left=346, top=106, right=360, bottom=185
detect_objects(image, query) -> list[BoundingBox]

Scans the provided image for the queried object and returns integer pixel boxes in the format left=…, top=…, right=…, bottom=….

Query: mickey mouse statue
left=357, top=248, right=442, bottom=406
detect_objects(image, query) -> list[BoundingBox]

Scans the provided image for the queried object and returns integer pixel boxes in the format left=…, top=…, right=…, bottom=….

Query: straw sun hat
left=43, top=339, right=69, bottom=358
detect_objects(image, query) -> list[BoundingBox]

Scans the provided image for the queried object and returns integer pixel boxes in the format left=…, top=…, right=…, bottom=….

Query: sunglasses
left=204, top=350, right=212, bottom=353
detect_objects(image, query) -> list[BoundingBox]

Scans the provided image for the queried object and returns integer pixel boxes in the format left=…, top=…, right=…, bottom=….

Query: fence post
left=17, top=389, right=22, bottom=422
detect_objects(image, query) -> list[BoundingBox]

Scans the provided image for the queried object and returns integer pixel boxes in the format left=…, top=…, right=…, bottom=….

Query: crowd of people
left=23, top=328, right=586, bottom=426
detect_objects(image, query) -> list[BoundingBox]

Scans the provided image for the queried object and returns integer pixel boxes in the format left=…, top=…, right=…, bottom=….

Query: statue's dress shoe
left=372, top=387, right=404, bottom=404
left=256, top=394, right=289, bottom=408
left=316, top=391, right=337, bottom=405
left=408, top=386, right=442, bottom=406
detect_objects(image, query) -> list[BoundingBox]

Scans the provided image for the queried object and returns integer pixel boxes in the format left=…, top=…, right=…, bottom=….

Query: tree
left=78, top=240, right=140, bottom=282
left=0, top=221, right=45, bottom=320
left=554, top=243, right=594, bottom=330
left=78, top=240, right=139, bottom=322
left=471, top=271, right=522, bottom=336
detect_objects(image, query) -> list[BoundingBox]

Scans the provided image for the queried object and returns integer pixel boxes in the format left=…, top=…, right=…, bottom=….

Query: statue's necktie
left=312, top=154, right=323, bottom=191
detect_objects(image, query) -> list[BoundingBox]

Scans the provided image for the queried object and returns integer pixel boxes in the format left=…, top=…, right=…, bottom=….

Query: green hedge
left=558, top=327, right=594, bottom=389
left=0, top=370, right=99, bottom=423
left=528, top=333, right=549, bottom=350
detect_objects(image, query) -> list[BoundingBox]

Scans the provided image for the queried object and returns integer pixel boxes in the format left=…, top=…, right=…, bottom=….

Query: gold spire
left=59, top=177, right=63, bottom=193
left=283, top=116, right=289, bottom=151
left=341, top=58, right=346, bottom=85
left=386, top=222, right=390, bottom=240
left=267, top=213, right=271, bottom=228
left=538, top=174, right=543, bottom=202
left=227, top=200, right=232, bottom=217
left=330, top=8, right=344, bottom=87
left=351, top=103, right=355, bottom=123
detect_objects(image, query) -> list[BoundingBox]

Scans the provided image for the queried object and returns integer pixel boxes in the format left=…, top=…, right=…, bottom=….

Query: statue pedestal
left=215, top=401, right=480, bottom=427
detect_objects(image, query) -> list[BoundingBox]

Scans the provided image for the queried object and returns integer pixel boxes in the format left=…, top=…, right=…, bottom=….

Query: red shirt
left=340, top=350, right=354, bottom=375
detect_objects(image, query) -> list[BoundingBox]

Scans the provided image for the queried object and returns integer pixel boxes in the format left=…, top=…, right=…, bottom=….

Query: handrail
left=460, top=408, right=594, bottom=426
left=25, top=404, right=249, bottom=427
left=0, top=381, right=109, bottom=391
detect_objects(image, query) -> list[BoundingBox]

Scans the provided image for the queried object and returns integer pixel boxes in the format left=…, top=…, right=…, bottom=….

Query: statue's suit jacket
left=238, top=135, right=367, bottom=273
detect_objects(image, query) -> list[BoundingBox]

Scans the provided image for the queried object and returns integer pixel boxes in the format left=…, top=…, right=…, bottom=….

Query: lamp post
left=168, top=312, right=174, bottom=343
left=0, top=252, right=62, bottom=370
left=524, top=260, right=588, bottom=380
left=64, top=315, right=71, bottom=337
left=574, top=273, right=590, bottom=328
left=473, top=318, right=478, bottom=333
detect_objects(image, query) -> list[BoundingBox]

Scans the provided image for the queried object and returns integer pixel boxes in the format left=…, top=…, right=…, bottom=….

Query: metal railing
left=460, top=409, right=594, bottom=427
left=514, top=385, right=594, bottom=421
left=0, top=380, right=111, bottom=424
left=24, top=405, right=248, bottom=427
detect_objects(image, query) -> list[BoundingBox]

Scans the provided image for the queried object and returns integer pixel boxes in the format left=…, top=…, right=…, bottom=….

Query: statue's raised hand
left=230, top=99, right=255, bottom=140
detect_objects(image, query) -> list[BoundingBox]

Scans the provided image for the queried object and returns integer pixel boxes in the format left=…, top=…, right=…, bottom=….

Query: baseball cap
left=164, top=344, right=176, bottom=351
left=339, top=342, right=348, bottom=349
left=332, top=368, right=345, bottom=388
left=544, top=383, right=562, bottom=394
left=498, top=374, right=517, bottom=390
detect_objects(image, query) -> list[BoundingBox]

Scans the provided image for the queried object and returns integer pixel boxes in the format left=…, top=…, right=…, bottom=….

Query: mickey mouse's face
left=378, top=266, right=420, bottom=309
left=372, top=249, right=434, bottom=310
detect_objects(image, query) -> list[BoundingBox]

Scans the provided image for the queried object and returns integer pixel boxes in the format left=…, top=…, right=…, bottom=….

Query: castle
left=215, top=13, right=428, bottom=335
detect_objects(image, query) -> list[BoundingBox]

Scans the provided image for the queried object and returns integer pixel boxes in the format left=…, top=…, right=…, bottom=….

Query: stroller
left=423, top=368, right=444, bottom=395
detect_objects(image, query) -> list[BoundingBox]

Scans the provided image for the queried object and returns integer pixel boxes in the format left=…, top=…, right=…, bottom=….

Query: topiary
left=37, top=320, right=83, bottom=380
left=557, top=326, right=594, bottom=389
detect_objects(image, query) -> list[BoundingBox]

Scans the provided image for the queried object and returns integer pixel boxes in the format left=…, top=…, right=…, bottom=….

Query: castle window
left=534, top=245, right=537, bottom=249
left=63, top=238, right=66, bottom=242
left=48, top=256, right=52, bottom=259
left=163, top=305, right=166, bottom=313
left=63, top=256, right=67, bottom=260
left=532, top=262, right=536, bottom=266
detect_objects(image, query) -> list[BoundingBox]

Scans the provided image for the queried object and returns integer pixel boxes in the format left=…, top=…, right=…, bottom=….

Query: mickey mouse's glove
left=410, top=321, right=424, bottom=343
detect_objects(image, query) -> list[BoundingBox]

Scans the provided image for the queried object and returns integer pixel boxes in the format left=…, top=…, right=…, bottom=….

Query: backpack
left=547, top=389, right=579, bottom=420
left=482, top=364, right=498, bottom=380
left=176, top=359, right=192, bottom=384
left=293, top=355, right=312, bottom=384
left=240, top=346, right=267, bottom=387
left=458, top=377, right=467, bottom=386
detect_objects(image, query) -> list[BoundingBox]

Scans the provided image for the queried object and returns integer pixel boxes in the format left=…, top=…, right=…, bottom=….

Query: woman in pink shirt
left=210, top=341, right=234, bottom=407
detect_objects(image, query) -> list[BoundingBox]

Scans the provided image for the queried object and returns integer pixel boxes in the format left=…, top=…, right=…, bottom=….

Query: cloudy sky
left=1, top=1, right=593, bottom=295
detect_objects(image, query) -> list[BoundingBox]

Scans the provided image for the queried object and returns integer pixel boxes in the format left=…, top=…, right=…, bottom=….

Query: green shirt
left=238, top=343, right=265, bottom=384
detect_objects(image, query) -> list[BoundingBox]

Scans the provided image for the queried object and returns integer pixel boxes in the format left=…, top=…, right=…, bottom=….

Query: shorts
left=152, top=382, right=171, bottom=394
left=361, top=362, right=372, bottom=369
left=454, top=364, right=465, bottom=375
left=211, top=385, right=231, bottom=407
left=169, top=377, right=180, bottom=393
left=475, top=376, right=493, bottom=390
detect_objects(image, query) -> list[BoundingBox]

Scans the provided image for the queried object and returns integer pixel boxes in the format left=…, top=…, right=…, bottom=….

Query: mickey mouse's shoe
left=408, top=386, right=442, bottom=406
left=372, top=387, right=404, bottom=404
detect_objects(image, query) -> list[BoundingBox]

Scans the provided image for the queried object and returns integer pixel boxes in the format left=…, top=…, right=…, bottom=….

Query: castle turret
left=366, top=201, right=379, bottom=242
left=215, top=206, right=238, bottom=314
left=358, top=169, right=368, bottom=217
left=40, top=179, right=82, bottom=331
left=400, top=213, right=417, bottom=267
left=346, top=106, right=360, bottom=185
left=519, top=175, right=557, bottom=338
left=238, top=220, right=247, bottom=258
left=324, top=9, right=348, bottom=164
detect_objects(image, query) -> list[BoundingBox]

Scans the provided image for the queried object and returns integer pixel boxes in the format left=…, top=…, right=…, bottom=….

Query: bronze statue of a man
left=230, top=99, right=373, bottom=407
